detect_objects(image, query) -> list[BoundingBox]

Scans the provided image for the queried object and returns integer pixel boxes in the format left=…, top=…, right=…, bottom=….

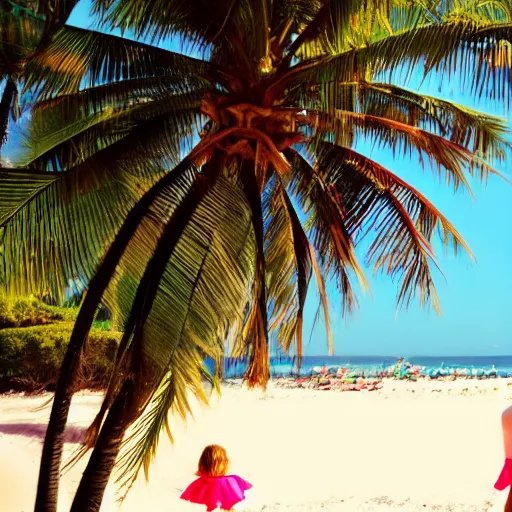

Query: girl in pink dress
left=495, top=406, right=512, bottom=511
left=181, top=445, right=252, bottom=511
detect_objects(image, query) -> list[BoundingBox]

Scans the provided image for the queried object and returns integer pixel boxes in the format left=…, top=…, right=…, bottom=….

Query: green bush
left=0, top=322, right=121, bottom=391
left=0, top=294, right=14, bottom=328
left=92, top=319, right=112, bottom=331
left=0, top=293, right=78, bottom=329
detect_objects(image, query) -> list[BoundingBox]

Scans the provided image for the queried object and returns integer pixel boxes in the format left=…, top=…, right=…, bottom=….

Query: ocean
left=221, top=355, right=512, bottom=378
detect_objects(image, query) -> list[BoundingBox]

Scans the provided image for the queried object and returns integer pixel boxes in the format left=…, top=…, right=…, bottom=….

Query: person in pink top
left=181, top=445, right=252, bottom=511
left=495, top=406, right=512, bottom=511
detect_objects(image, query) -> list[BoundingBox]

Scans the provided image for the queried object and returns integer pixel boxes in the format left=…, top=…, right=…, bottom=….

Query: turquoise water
left=220, top=355, right=512, bottom=378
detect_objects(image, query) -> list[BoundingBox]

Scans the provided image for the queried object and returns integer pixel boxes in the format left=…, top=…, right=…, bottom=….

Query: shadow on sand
left=0, top=423, right=86, bottom=443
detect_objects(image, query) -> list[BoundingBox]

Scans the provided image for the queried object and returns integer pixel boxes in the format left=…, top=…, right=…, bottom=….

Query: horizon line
left=278, top=354, right=512, bottom=359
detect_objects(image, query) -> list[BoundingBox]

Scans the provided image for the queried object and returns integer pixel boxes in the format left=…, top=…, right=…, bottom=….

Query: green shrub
left=0, top=323, right=121, bottom=391
left=92, top=319, right=112, bottom=331
left=0, top=293, right=78, bottom=329
left=0, top=294, right=15, bottom=328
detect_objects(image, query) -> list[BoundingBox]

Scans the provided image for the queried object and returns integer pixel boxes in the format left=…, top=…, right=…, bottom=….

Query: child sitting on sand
left=181, top=444, right=252, bottom=511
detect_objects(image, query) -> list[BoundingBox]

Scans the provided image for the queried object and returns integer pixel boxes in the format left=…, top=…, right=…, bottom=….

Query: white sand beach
left=1, top=379, right=511, bottom=511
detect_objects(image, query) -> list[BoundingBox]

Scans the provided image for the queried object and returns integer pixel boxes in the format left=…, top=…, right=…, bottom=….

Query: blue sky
left=15, top=2, right=512, bottom=357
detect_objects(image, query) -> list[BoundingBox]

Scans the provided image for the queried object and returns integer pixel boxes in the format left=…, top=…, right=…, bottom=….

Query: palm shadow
left=0, top=423, right=86, bottom=443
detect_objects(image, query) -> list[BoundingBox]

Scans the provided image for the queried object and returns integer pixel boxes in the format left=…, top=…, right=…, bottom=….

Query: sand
left=1, top=378, right=511, bottom=511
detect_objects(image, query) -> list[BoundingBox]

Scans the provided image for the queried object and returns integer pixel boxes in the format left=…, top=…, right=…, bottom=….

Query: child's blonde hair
left=196, top=444, right=229, bottom=477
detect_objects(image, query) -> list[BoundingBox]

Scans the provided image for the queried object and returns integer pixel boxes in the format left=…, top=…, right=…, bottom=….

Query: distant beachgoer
left=181, top=444, right=253, bottom=511
left=393, top=357, right=404, bottom=379
left=495, top=406, right=512, bottom=511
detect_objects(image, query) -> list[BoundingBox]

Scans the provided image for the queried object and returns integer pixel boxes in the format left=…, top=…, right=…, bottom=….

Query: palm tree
left=0, top=0, right=80, bottom=163
left=0, top=1, right=510, bottom=510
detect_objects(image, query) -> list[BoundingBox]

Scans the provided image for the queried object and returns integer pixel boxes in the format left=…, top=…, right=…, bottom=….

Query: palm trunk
left=35, top=158, right=192, bottom=512
left=68, top=152, right=225, bottom=512
left=70, top=380, right=135, bottom=512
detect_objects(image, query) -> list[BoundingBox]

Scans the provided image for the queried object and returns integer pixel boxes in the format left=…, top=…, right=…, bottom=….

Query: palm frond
left=279, top=1, right=328, bottom=67
left=307, top=240, right=334, bottom=355
left=305, top=110, right=502, bottom=191
left=295, top=80, right=510, bottom=162
left=273, top=20, right=512, bottom=105
left=0, top=79, right=17, bottom=151
left=23, top=92, right=204, bottom=170
left=34, top=74, right=210, bottom=116
left=93, top=0, right=270, bottom=75
left=0, top=170, right=134, bottom=302
left=280, top=186, right=312, bottom=359
left=93, top=0, right=233, bottom=44
left=0, top=110, right=197, bottom=300
left=326, top=0, right=379, bottom=50
left=25, top=26, right=211, bottom=98
left=359, top=83, right=510, bottom=161
left=265, top=177, right=311, bottom=356
left=287, top=147, right=367, bottom=316
left=0, top=7, right=45, bottom=67
left=270, top=0, right=322, bottom=46
left=81, top=163, right=200, bottom=444
left=314, top=140, right=474, bottom=312
left=105, top=175, right=255, bottom=492
left=281, top=0, right=393, bottom=65
left=240, top=162, right=270, bottom=387
left=0, top=167, right=58, bottom=225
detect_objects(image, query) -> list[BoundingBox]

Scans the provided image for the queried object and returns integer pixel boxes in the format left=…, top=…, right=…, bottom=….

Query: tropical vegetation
left=0, top=322, right=119, bottom=390
left=0, top=1, right=511, bottom=511
left=0, top=293, right=119, bottom=390
left=0, top=293, right=76, bottom=328
left=0, top=0, right=79, bottom=161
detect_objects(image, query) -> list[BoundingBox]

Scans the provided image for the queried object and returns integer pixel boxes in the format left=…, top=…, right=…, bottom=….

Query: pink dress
left=496, top=407, right=512, bottom=491
left=180, top=475, right=252, bottom=511
left=495, top=459, right=512, bottom=490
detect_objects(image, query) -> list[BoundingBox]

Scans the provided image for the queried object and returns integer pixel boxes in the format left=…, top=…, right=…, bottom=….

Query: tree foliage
left=0, top=0, right=510, bottom=508
left=0, top=0, right=81, bottom=159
